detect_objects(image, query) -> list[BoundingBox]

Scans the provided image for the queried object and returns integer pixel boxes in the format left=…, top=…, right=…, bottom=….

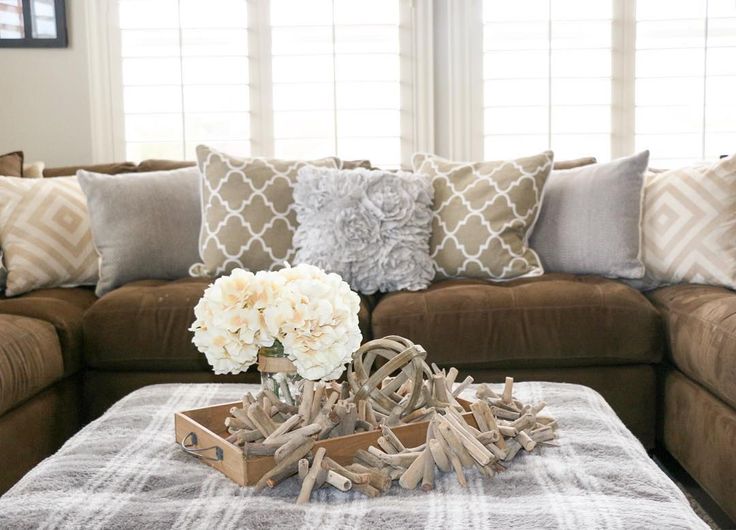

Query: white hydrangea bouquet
left=190, top=264, right=362, bottom=396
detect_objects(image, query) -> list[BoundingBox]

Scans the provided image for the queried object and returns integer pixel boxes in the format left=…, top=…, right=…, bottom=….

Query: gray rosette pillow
left=293, top=167, right=434, bottom=294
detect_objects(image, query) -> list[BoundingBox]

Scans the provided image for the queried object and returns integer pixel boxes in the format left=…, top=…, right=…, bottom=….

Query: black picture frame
left=0, top=0, right=68, bottom=48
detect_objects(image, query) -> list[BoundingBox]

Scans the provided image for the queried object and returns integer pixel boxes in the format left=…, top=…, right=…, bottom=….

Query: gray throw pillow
left=530, top=150, right=649, bottom=279
left=293, top=167, right=434, bottom=294
left=77, top=167, right=202, bottom=297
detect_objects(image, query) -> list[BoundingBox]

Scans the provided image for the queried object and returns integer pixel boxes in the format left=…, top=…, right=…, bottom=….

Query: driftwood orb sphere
left=348, top=336, right=433, bottom=419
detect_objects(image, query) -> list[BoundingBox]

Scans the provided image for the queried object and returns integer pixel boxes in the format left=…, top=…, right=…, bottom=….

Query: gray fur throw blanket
left=0, top=382, right=708, bottom=529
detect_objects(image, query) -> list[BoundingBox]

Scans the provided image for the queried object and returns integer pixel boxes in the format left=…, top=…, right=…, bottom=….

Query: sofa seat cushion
left=0, top=315, right=63, bottom=415
left=83, top=278, right=374, bottom=371
left=0, top=287, right=97, bottom=375
left=649, top=284, right=736, bottom=408
left=372, top=274, right=663, bottom=369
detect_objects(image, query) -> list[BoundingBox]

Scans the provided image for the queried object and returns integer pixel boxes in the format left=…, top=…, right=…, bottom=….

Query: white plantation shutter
left=481, top=0, right=613, bottom=161
left=118, top=0, right=250, bottom=161
left=269, top=0, right=403, bottom=167
left=635, top=0, right=736, bottom=166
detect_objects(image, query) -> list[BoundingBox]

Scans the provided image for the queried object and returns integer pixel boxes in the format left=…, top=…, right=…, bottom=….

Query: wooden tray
left=175, top=398, right=477, bottom=486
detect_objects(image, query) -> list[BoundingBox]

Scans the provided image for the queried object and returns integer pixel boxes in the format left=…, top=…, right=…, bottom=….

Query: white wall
left=0, top=0, right=94, bottom=167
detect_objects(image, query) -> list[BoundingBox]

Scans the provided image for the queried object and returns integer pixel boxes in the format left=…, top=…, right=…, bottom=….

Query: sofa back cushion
left=0, top=176, right=98, bottom=296
left=78, top=167, right=202, bottom=297
left=193, top=144, right=338, bottom=276
left=412, top=151, right=553, bottom=281
left=43, top=162, right=138, bottom=178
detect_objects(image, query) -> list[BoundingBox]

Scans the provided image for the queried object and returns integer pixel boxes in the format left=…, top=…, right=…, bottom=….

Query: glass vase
left=258, top=341, right=301, bottom=406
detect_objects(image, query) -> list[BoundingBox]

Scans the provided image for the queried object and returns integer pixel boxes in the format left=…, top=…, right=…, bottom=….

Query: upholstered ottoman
left=0, top=383, right=708, bottom=529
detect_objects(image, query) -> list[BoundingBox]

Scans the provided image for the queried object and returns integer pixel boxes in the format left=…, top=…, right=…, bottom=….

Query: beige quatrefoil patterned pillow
left=0, top=176, right=98, bottom=296
left=641, top=153, right=736, bottom=289
left=412, top=152, right=553, bottom=281
left=194, top=145, right=338, bottom=276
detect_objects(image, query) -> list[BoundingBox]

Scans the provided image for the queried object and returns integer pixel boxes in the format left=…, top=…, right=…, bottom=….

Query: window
left=270, top=0, right=402, bottom=167
left=118, top=0, right=250, bottom=161
left=114, top=0, right=409, bottom=167
left=481, top=0, right=612, bottom=161
left=635, top=0, right=736, bottom=166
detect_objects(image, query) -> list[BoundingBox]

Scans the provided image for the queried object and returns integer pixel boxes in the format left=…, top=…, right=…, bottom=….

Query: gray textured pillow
left=293, top=167, right=434, bottom=294
left=530, top=150, right=649, bottom=279
left=78, top=167, right=202, bottom=297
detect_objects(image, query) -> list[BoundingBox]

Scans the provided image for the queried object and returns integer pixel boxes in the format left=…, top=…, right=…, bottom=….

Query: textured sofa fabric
left=649, top=284, right=736, bottom=409
left=83, top=278, right=374, bottom=371
left=0, top=287, right=97, bottom=375
left=663, top=369, right=736, bottom=521
left=0, top=375, right=81, bottom=494
left=42, top=161, right=137, bottom=178
left=373, top=274, right=663, bottom=369
left=0, top=315, right=63, bottom=415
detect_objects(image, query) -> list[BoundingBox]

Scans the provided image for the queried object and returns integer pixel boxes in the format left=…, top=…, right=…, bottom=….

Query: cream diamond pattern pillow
left=642, top=154, right=736, bottom=289
left=194, top=145, right=338, bottom=276
left=0, top=176, right=98, bottom=296
left=413, top=152, right=553, bottom=281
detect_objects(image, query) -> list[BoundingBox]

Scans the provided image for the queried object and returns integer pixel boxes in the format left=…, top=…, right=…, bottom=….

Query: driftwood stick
left=365, top=401, right=378, bottom=426
left=229, top=407, right=255, bottom=430
left=322, top=457, right=369, bottom=484
left=368, top=446, right=422, bottom=468
left=325, top=470, right=352, bottom=491
left=310, top=384, right=325, bottom=423
left=451, top=375, right=474, bottom=397
left=298, top=458, right=310, bottom=479
left=263, top=414, right=303, bottom=443
left=340, top=403, right=357, bottom=436
left=428, top=438, right=451, bottom=473
left=498, top=425, right=518, bottom=438
left=421, top=427, right=435, bottom=492
left=266, top=423, right=321, bottom=446
left=228, top=429, right=263, bottom=446
left=435, top=421, right=474, bottom=469
left=381, top=425, right=406, bottom=453
left=347, top=463, right=392, bottom=493
left=352, top=482, right=381, bottom=497
left=255, top=438, right=314, bottom=492
left=433, top=420, right=466, bottom=487
left=242, top=442, right=278, bottom=458
left=470, top=402, right=489, bottom=432
left=439, top=416, right=493, bottom=467
left=502, top=376, right=514, bottom=404
left=517, top=430, right=537, bottom=451
left=476, top=383, right=499, bottom=400
left=296, top=447, right=326, bottom=504
left=377, top=436, right=398, bottom=454
left=247, top=402, right=277, bottom=437
left=298, top=381, right=315, bottom=424
left=265, top=461, right=299, bottom=488
left=476, top=430, right=501, bottom=445
left=399, top=449, right=427, bottom=490
left=445, top=367, right=459, bottom=388
left=354, top=449, right=385, bottom=469
left=275, top=434, right=311, bottom=463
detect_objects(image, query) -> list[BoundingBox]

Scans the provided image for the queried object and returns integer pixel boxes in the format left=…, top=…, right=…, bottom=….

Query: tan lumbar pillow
left=412, top=151, right=553, bottom=281
left=193, top=145, right=339, bottom=277
left=0, top=176, right=99, bottom=296
left=641, top=153, right=736, bottom=289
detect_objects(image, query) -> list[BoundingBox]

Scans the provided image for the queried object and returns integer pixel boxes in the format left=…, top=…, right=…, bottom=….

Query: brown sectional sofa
left=0, top=161, right=733, bottom=522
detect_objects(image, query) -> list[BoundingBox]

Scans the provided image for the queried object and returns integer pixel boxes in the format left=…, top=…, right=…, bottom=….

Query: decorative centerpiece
left=176, top=335, right=558, bottom=505
left=190, top=264, right=363, bottom=402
